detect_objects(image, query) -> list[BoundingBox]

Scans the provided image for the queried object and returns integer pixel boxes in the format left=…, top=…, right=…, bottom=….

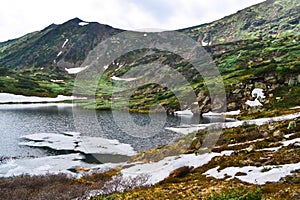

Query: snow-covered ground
left=0, top=153, right=84, bottom=177
left=204, top=163, right=300, bottom=185
left=62, top=38, right=69, bottom=48
left=202, top=110, right=241, bottom=116
left=79, top=22, right=89, bottom=26
left=121, top=150, right=233, bottom=185
left=65, top=66, right=89, bottom=74
left=0, top=93, right=84, bottom=103
left=174, top=109, right=193, bottom=116
left=167, top=112, right=300, bottom=135
left=111, top=76, right=136, bottom=81
left=246, top=88, right=265, bottom=107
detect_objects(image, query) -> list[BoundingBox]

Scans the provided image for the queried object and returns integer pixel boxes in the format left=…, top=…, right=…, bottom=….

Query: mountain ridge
left=0, top=0, right=299, bottom=115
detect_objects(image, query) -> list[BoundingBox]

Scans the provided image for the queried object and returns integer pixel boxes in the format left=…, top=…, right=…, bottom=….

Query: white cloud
left=0, top=0, right=265, bottom=42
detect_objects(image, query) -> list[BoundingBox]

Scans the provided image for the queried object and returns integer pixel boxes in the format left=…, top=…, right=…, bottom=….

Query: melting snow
left=79, top=22, right=89, bottom=26
left=246, top=88, right=265, bottom=107
left=57, top=51, right=63, bottom=57
left=65, top=66, right=89, bottom=74
left=252, top=88, right=265, bottom=99
left=203, top=110, right=241, bottom=116
left=19, top=132, right=136, bottom=156
left=121, top=151, right=233, bottom=185
left=111, top=76, right=136, bottom=82
left=0, top=154, right=84, bottom=177
left=166, top=112, right=300, bottom=135
left=62, top=38, right=69, bottom=48
left=204, top=162, right=300, bottom=185
left=246, top=99, right=263, bottom=107
left=103, top=65, right=109, bottom=70
left=50, top=79, right=64, bottom=83
left=174, top=109, right=193, bottom=116
left=0, top=93, right=83, bottom=103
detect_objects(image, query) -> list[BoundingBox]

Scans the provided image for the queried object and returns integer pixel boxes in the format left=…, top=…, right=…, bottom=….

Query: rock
left=263, top=132, right=269, bottom=137
left=268, top=125, right=275, bottom=130
left=287, top=121, right=297, bottom=130
left=75, top=167, right=91, bottom=172
left=273, top=130, right=284, bottom=137
left=169, top=166, right=194, bottom=178
left=235, top=172, right=247, bottom=176
left=245, top=144, right=255, bottom=153
left=298, top=75, right=300, bottom=84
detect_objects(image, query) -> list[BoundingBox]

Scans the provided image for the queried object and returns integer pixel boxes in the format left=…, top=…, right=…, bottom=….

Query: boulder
left=287, top=121, right=297, bottom=130
left=169, top=166, right=194, bottom=178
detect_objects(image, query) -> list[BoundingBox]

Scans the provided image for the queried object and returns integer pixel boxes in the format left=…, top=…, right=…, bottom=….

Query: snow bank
left=79, top=22, right=89, bottom=26
left=204, top=162, right=300, bottom=185
left=202, top=110, right=240, bottom=116
left=62, top=38, right=69, bottom=48
left=111, top=76, right=136, bottom=82
left=166, top=112, right=300, bottom=135
left=0, top=93, right=83, bottom=103
left=57, top=51, right=63, bottom=57
left=245, top=88, right=265, bottom=107
left=174, top=109, right=193, bottom=116
left=121, top=151, right=232, bottom=185
left=0, top=154, right=84, bottom=177
left=65, top=66, right=89, bottom=74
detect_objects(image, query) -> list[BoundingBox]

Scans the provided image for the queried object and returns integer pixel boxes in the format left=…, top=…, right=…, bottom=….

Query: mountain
left=0, top=18, right=122, bottom=70
left=182, top=0, right=299, bottom=45
left=0, top=0, right=299, bottom=116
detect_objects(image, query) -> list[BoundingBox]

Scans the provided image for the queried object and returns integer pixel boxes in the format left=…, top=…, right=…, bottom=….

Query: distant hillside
left=0, top=0, right=299, bottom=116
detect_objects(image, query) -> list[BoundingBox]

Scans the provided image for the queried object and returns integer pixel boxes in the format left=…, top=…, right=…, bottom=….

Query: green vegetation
left=207, top=188, right=262, bottom=200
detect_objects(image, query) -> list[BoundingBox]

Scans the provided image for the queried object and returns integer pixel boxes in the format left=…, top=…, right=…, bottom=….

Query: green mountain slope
left=0, top=0, right=299, bottom=116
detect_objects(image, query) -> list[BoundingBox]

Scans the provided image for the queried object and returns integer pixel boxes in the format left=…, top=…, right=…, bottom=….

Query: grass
left=207, top=187, right=262, bottom=200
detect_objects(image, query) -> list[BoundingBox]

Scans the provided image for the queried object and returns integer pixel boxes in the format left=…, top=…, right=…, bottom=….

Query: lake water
left=0, top=103, right=223, bottom=159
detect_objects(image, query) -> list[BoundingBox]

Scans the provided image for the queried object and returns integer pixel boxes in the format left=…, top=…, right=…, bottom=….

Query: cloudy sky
left=0, top=0, right=265, bottom=42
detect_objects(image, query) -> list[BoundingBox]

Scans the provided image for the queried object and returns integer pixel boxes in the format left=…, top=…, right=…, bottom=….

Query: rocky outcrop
left=193, top=73, right=299, bottom=115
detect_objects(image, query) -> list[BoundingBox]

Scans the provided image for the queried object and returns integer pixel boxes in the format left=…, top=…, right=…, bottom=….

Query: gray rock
left=263, top=132, right=269, bottom=137
left=287, top=121, right=297, bottom=130
left=298, top=75, right=300, bottom=84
